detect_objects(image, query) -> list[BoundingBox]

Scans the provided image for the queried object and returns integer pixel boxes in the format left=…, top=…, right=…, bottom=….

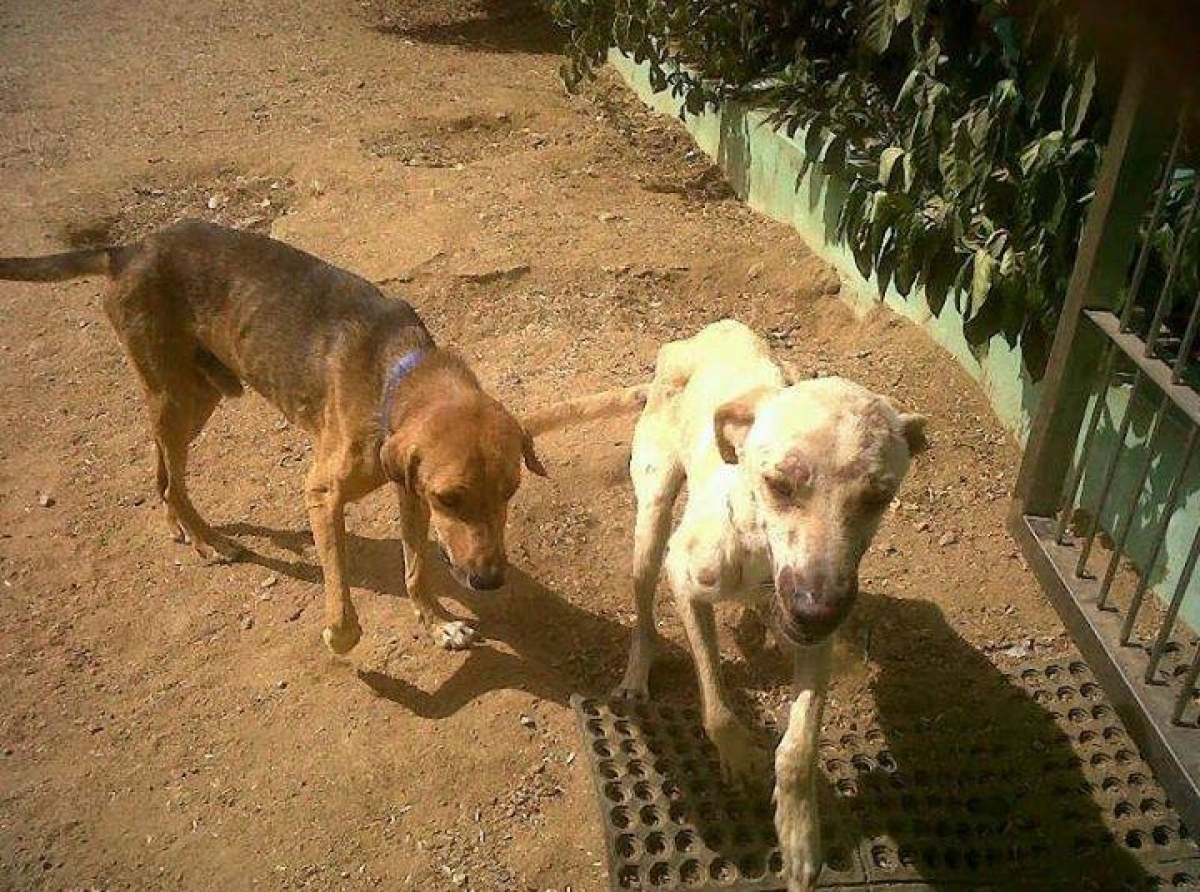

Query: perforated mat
left=572, top=655, right=1200, bottom=890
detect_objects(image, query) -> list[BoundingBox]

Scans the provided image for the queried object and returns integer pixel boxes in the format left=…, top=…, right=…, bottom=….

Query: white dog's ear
left=882, top=397, right=928, bottom=455
left=714, top=389, right=770, bottom=464
left=899, top=413, right=928, bottom=454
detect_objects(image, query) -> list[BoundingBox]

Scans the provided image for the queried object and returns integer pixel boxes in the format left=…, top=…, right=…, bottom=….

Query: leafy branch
left=544, top=0, right=1115, bottom=376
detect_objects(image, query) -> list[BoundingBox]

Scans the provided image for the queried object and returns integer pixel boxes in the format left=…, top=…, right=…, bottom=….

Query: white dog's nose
left=776, top=567, right=857, bottom=641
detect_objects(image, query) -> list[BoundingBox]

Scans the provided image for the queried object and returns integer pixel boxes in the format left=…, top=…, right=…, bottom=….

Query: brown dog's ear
left=381, top=436, right=421, bottom=491
left=714, top=389, right=769, bottom=464
left=522, top=430, right=548, bottom=477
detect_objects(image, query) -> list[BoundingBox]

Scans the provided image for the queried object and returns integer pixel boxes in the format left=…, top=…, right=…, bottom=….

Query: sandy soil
left=0, top=1, right=1075, bottom=889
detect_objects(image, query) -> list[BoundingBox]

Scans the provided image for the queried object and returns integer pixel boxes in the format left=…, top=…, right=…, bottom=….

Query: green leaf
left=820, top=135, right=846, bottom=169
left=896, top=69, right=922, bottom=107
left=971, top=249, right=996, bottom=316
left=863, top=0, right=895, bottom=54
left=1062, top=60, right=1097, bottom=137
left=878, top=146, right=906, bottom=188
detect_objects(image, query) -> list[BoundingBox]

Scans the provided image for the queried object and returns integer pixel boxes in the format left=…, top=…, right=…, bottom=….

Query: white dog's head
left=714, top=377, right=926, bottom=644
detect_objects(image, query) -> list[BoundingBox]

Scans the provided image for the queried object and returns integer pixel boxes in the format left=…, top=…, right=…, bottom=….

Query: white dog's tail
left=524, top=384, right=649, bottom=436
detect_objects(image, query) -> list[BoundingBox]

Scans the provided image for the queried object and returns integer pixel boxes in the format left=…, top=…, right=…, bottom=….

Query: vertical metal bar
left=1074, top=370, right=1146, bottom=575
left=1145, top=178, right=1200, bottom=357
left=1097, top=393, right=1171, bottom=608
left=1121, top=122, right=1186, bottom=331
left=1173, top=643, right=1200, bottom=725
left=1055, top=346, right=1120, bottom=543
left=1145, top=524, right=1200, bottom=682
left=1172, top=293, right=1200, bottom=384
left=1120, top=428, right=1200, bottom=644
left=1013, top=57, right=1171, bottom=518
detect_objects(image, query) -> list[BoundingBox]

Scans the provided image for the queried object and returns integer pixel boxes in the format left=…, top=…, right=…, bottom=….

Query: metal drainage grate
left=573, top=654, right=1200, bottom=890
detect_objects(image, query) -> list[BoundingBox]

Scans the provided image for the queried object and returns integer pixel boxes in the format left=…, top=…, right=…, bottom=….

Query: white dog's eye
left=765, top=476, right=795, bottom=500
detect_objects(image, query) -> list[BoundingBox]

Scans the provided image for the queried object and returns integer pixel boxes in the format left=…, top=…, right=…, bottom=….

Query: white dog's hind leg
left=614, top=441, right=682, bottom=700
left=774, top=637, right=833, bottom=892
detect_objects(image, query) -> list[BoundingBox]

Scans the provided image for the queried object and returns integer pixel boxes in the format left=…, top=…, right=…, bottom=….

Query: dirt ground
left=0, top=1, right=1078, bottom=889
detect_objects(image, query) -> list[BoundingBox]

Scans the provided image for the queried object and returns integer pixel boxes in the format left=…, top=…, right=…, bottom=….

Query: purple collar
left=380, top=349, right=426, bottom=430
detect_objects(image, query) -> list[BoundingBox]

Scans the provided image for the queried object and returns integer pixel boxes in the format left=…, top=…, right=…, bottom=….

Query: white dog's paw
left=435, top=620, right=478, bottom=651
left=711, top=720, right=772, bottom=787
left=611, top=679, right=650, bottom=702
left=611, top=659, right=651, bottom=701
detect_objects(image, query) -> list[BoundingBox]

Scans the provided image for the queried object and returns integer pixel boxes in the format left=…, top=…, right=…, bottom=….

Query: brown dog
left=0, top=220, right=642, bottom=654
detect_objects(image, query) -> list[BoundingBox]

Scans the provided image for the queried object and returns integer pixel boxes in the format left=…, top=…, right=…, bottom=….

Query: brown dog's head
left=382, top=380, right=545, bottom=592
left=715, top=377, right=926, bottom=645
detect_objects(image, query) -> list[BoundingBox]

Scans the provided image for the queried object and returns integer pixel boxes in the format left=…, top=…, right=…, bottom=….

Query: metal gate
left=1011, top=59, right=1200, bottom=834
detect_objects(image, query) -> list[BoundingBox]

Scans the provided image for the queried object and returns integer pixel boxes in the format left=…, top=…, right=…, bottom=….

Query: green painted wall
left=609, top=50, right=1040, bottom=442
left=609, top=50, right=1199, bottom=629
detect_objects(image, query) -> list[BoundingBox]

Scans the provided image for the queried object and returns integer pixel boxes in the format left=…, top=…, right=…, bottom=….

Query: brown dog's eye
left=434, top=490, right=463, bottom=510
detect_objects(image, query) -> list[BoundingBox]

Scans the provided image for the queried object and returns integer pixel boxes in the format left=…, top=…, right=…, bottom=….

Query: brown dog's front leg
left=305, top=472, right=361, bottom=655
left=396, top=488, right=476, bottom=650
left=775, top=637, right=833, bottom=891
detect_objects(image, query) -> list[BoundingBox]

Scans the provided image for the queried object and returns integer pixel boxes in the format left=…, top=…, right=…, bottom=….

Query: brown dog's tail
left=524, top=384, right=650, bottom=437
left=0, top=247, right=120, bottom=282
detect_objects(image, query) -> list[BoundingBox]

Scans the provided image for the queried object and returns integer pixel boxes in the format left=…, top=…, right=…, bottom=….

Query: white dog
left=612, top=319, right=926, bottom=890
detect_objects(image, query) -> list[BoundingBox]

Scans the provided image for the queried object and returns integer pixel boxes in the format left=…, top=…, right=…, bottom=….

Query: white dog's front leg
left=774, top=637, right=833, bottom=892
left=671, top=583, right=771, bottom=785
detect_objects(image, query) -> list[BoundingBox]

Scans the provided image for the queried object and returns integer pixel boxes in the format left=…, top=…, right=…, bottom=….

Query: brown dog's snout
left=435, top=524, right=507, bottom=591
left=467, top=560, right=506, bottom=591
left=444, top=547, right=506, bottom=591
left=775, top=566, right=858, bottom=642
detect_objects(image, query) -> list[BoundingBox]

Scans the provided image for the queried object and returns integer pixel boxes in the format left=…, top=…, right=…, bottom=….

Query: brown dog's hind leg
left=152, top=386, right=243, bottom=561
left=105, top=279, right=239, bottom=560
left=156, top=443, right=186, bottom=544
left=305, top=463, right=362, bottom=655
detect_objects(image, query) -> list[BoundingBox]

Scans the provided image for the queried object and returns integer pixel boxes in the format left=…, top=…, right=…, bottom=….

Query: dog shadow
left=814, top=590, right=1153, bottom=889
left=217, top=520, right=695, bottom=717
left=216, top=524, right=1155, bottom=886
left=369, top=0, right=564, bottom=56
left=656, top=591, right=1155, bottom=888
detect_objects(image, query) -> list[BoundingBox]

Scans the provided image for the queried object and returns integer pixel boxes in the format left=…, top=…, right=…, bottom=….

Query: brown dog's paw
left=323, top=619, right=363, bottom=655
left=208, top=538, right=247, bottom=564
left=435, top=620, right=477, bottom=650
left=164, top=509, right=189, bottom=545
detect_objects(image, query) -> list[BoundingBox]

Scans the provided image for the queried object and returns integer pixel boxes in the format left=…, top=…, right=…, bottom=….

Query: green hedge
left=547, top=0, right=1119, bottom=376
